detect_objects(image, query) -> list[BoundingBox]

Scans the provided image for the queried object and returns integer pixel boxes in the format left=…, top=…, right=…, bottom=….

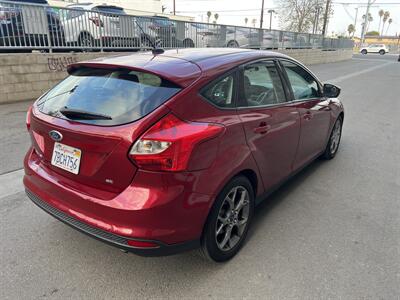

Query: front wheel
left=379, top=49, right=385, bottom=55
left=321, top=117, right=343, bottom=160
left=361, top=49, right=367, bottom=55
left=201, top=176, right=254, bottom=262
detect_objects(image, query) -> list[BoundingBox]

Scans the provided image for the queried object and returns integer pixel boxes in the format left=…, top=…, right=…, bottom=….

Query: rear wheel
left=183, top=38, right=194, bottom=48
left=201, top=176, right=254, bottom=262
left=78, top=33, right=95, bottom=50
left=227, top=40, right=239, bottom=48
left=361, top=49, right=367, bottom=55
left=321, top=117, right=343, bottom=160
left=379, top=49, right=385, bottom=55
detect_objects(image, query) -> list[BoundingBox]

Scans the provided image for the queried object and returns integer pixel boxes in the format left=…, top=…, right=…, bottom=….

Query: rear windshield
left=36, top=67, right=181, bottom=126
left=93, top=6, right=126, bottom=15
left=153, top=18, right=175, bottom=26
left=9, top=0, right=48, bottom=3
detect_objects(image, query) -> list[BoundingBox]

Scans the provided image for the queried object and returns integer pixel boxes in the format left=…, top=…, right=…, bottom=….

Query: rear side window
left=36, top=68, right=181, bottom=126
left=242, top=61, right=286, bottom=106
left=201, top=74, right=235, bottom=108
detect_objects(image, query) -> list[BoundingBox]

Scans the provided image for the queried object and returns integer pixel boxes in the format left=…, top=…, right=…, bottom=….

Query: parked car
left=0, top=0, right=64, bottom=48
left=62, top=3, right=133, bottom=48
left=203, top=26, right=265, bottom=49
left=135, top=16, right=178, bottom=48
left=24, top=48, right=344, bottom=262
left=360, top=44, right=389, bottom=55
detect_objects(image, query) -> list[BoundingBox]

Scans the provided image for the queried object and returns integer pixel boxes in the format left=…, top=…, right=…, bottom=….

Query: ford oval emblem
left=49, top=130, right=63, bottom=142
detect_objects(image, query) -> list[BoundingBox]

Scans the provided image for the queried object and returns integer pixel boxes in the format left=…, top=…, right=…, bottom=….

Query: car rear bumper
left=26, top=188, right=199, bottom=256
left=23, top=147, right=212, bottom=254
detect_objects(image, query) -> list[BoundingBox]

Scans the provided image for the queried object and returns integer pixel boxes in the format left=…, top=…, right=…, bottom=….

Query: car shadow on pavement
left=248, top=158, right=324, bottom=239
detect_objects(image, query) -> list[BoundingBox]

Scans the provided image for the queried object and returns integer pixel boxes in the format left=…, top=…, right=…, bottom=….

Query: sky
left=161, top=0, right=400, bottom=37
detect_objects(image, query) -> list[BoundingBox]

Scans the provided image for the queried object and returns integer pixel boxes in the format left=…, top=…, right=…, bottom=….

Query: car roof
left=69, top=48, right=291, bottom=87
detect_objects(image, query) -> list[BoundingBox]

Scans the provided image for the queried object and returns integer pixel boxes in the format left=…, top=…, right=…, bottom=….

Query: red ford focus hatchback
left=24, top=48, right=343, bottom=262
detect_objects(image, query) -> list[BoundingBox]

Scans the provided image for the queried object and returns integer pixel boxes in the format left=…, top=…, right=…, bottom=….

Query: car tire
left=227, top=40, right=239, bottom=48
left=200, top=176, right=254, bottom=262
left=361, top=49, right=367, bottom=55
left=78, top=33, right=95, bottom=50
left=321, top=116, right=343, bottom=160
left=183, top=38, right=195, bottom=48
left=379, top=49, right=385, bottom=55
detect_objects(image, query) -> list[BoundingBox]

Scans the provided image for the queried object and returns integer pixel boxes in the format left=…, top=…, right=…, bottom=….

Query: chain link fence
left=0, top=0, right=354, bottom=52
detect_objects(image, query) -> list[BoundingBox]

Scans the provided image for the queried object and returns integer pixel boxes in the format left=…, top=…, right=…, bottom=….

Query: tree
left=347, top=24, right=355, bottom=37
left=366, top=31, right=379, bottom=36
left=385, top=18, right=392, bottom=35
left=378, top=9, right=384, bottom=34
left=381, top=11, right=390, bottom=35
left=276, top=0, right=332, bottom=33
left=207, top=11, right=212, bottom=23
left=214, top=13, right=219, bottom=24
left=244, top=17, right=249, bottom=26
left=362, top=13, right=373, bottom=33
left=251, top=18, right=257, bottom=28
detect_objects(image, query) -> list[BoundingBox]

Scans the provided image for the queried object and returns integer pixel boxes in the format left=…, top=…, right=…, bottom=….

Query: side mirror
left=323, top=83, right=341, bottom=98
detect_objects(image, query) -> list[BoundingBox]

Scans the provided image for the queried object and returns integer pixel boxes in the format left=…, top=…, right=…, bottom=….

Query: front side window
left=36, top=67, right=181, bottom=126
left=282, top=61, right=320, bottom=100
left=201, top=74, right=235, bottom=108
left=242, top=61, right=286, bottom=107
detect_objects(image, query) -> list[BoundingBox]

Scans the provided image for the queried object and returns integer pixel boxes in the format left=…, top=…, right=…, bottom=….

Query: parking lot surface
left=0, top=54, right=399, bottom=299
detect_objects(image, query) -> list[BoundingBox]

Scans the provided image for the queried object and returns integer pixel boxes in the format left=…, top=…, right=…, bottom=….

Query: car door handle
left=254, top=123, right=270, bottom=134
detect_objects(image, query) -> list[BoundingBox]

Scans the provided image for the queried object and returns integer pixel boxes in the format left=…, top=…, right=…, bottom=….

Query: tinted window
left=242, top=61, right=286, bottom=106
left=93, top=6, right=126, bottom=15
left=36, top=68, right=181, bottom=126
left=10, top=0, right=48, bottom=3
left=153, top=18, right=174, bottom=26
left=65, top=8, right=84, bottom=19
left=282, top=61, right=320, bottom=100
left=202, top=74, right=235, bottom=108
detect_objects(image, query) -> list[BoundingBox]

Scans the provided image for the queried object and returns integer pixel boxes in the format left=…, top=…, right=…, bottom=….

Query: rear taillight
left=26, top=105, right=32, bottom=131
left=89, top=17, right=104, bottom=27
left=129, top=114, right=224, bottom=172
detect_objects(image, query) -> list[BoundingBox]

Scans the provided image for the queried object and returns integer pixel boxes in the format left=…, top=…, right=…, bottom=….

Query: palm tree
left=251, top=18, right=257, bottom=28
left=366, top=13, right=373, bottom=33
left=244, top=17, right=248, bottom=26
left=378, top=9, right=384, bottom=34
left=214, top=13, right=219, bottom=24
left=347, top=24, right=355, bottom=37
left=381, top=11, right=390, bottom=35
left=207, top=11, right=212, bottom=23
left=385, top=18, right=393, bottom=35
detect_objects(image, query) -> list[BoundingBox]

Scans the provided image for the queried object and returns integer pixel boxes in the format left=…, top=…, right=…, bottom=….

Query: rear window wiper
left=59, top=107, right=112, bottom=120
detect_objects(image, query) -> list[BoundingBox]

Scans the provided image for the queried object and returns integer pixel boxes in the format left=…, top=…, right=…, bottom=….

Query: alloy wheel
left=330, top=119, right=342, bottom=155
left=215, top=186, right=250, bottom=251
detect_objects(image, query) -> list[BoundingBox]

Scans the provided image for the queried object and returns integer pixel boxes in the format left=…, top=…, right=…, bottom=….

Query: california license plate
left=51, top=142, right=82, bottom=175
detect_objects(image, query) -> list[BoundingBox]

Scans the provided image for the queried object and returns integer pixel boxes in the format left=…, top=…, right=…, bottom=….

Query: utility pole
left=260, top=0, right=265, bottom=28
left=322, top=0, right=331, bottom=36
left=268, top=9, right=275, bottom=30
left=353, top=7, right=359, bottom=37
left=313, top=6, right=322, bottom=34
left=173, top=0, right=176, bottom=15
left=360, top=0, right=376, bottom=45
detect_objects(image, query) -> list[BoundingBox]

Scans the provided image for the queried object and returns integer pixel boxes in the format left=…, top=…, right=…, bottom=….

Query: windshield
left=36, top=67, right=181, bottom=126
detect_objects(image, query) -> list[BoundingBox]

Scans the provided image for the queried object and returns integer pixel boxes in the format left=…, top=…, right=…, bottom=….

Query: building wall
left=0, top=49, right=353, bottom=104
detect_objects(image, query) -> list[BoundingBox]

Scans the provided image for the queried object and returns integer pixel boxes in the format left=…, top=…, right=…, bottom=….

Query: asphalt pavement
left=0, top=53, right=399, bottom=299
